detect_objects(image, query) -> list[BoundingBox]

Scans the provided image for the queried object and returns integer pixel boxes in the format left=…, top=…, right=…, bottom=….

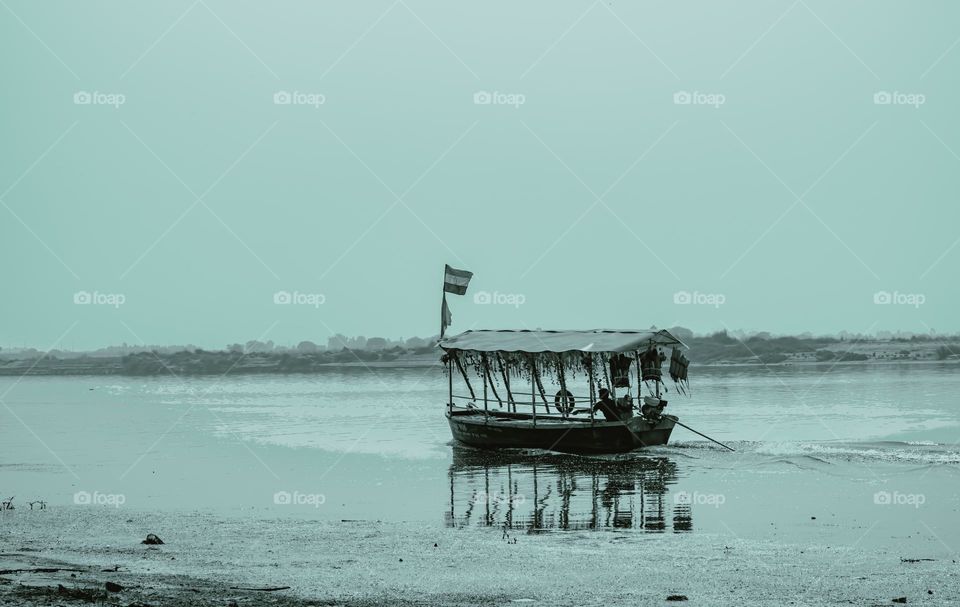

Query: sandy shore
left=2, top=508, right=957, bottom=606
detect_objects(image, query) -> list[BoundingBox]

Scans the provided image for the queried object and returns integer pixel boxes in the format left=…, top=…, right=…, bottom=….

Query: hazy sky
left=2, top=1, right=958, bottom=350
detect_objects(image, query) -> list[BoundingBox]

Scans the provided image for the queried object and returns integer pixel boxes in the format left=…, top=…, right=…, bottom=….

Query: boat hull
left=446, top=409, right=676, bottom=454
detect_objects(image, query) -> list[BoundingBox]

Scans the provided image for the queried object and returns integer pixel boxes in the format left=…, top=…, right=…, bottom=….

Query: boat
left=438, top=328, right=691, bottom=454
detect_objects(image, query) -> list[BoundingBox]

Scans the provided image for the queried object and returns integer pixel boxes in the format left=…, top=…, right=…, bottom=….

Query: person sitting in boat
left=592, top=388, right=623, bottom=422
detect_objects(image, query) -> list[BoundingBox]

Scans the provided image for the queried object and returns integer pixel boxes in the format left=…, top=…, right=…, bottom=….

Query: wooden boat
left=439, top=329, right=691, bottom=454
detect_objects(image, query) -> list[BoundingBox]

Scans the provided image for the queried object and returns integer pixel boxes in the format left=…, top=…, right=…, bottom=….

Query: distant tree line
left=3, top=329, right=959, bottom=376
left=119, top=344, right=439, bottom=376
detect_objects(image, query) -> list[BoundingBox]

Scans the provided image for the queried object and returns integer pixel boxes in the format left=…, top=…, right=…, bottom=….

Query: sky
left=1, top=1, right=958, bottom=350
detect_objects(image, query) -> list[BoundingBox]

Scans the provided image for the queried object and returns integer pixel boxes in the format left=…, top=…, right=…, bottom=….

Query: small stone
left=105, top=581, right=123, bottom=592
left=666, top=595, right=688, bottom=601
left=142, top=533, right=164, bottom=545
left=892, top=598, right=907, bottom=604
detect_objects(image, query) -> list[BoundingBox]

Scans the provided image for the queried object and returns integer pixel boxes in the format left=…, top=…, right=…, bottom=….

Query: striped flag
left=441, top=264, right=472, bottom=338
left=443, top=264, right=473, bottom=295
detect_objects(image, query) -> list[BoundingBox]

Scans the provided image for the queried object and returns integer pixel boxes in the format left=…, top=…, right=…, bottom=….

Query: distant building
left=405, top=336, right=428, bottom=349
left=244, top=340, right=275, bottom=353
left=297, top=341, right=319, bottom=353
left=327, top=334, right=350, bottom=351
left=366, top=337, right=387, bottom=351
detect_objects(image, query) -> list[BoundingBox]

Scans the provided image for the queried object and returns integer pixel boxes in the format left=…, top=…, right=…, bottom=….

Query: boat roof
left=438, top=329, right=688, bottom=354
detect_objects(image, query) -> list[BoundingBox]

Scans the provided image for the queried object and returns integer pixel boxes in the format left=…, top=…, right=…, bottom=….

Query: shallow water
left=1, top=363, right=959, bottom=552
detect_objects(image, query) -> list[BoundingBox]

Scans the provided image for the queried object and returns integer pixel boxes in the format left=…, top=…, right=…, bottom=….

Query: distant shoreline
left=0, top=352, right=443, bottom=377
left=0, top=342, right=956, bottom=377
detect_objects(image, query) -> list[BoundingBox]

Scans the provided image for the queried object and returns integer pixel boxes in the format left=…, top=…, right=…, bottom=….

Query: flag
left=441, top=264, right=472, bottom=338
left=443, top=264, right=473, bottom=295
left=441, top=295, right=453, bottom=338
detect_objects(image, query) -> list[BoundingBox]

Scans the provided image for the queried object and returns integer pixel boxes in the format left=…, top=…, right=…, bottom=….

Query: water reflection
left=445, top=446, right=690, bottom=532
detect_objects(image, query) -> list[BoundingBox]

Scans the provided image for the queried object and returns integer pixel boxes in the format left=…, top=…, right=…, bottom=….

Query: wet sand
left=2, top=507, right=957, bottom=606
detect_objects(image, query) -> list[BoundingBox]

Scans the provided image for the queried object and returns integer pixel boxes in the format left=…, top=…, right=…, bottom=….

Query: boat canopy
left=438, top=329, right=687, bottom=354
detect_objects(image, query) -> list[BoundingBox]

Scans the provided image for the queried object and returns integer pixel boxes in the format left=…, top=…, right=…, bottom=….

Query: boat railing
left=449, top=392, right=592, bottom=404
left=449, top=391, right=596, bottom=419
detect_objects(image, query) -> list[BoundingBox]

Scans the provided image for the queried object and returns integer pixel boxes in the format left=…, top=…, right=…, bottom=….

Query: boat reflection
left=445, top=446, right=691, bottom=532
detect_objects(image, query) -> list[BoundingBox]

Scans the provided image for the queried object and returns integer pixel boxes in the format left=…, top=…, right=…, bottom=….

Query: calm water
left=2, top=363, right=959, bottom=547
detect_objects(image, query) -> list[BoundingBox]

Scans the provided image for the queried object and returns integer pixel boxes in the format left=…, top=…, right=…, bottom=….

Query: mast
left=609, top=353, right=617, bottom=403
left=497, top=353, right=515, bottom=413
left=530, top=356, right=537, bottom=427
left=448, top=355, right=453, bottom=414
left=635, top=351, right=642, bottom=405
left=482, top=353, right=489, bottom=423
left=588, top=352, right=595, bottom=425
left=654, top=342, right=661, bottom=398
left=556, top=353, right=569, bottom=418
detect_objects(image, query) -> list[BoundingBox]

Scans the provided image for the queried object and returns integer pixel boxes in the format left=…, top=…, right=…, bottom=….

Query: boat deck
left=449, top=405, right=634, bottom=426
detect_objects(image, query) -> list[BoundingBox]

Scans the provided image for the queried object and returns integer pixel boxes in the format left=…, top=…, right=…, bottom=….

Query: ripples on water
left=181, top=363, right=960, bottom=458
left=1, top=363, right=958, bottom=530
